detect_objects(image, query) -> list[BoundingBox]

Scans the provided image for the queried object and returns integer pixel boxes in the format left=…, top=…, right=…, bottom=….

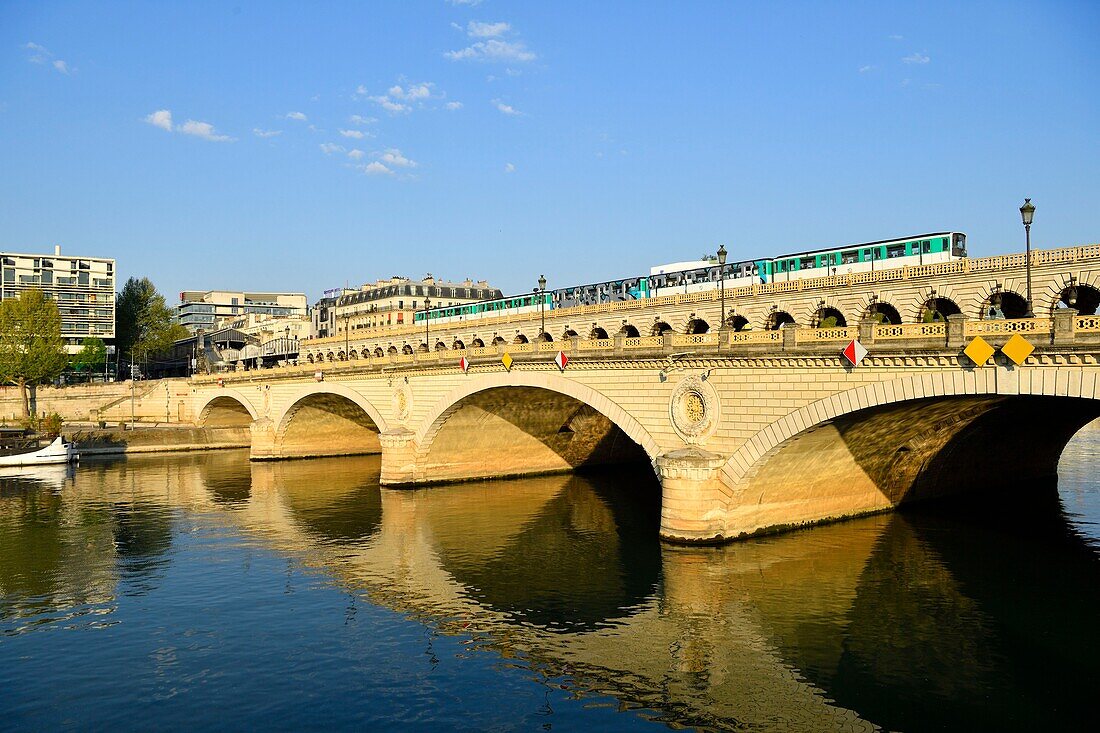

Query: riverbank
left=66, top=424, right=250, bottom=456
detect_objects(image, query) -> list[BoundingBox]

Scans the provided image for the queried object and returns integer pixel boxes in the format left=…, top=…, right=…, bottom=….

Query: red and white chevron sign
left=459, top=356, right=469, bottom=373
left=842, top=339, right=868, bottom=367
left=554, top=351, right=569, bottom=371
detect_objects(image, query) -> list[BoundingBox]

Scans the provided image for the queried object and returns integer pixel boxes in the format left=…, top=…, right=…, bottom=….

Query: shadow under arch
left=196, top=391, right=259, bottom=427
left=721, top=372, right=1100, bottom=537
left=272, top=385, right=389, bottom=459
left=410, top=372, right=661, bottom=485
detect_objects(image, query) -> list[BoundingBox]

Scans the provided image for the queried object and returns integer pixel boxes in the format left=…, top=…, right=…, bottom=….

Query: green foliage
left=116, top=277, right=187, bottom=365
left=0, top=290, right=69, bottom=415
left=73, top=337, right=107, bottom=372
left=819, top=316, right=840, bottom=328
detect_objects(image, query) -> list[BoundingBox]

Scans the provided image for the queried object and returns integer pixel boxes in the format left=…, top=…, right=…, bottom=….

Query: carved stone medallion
left=393, top=383, right=412, bottom=422
left=669, top=375, right=721, bottom=444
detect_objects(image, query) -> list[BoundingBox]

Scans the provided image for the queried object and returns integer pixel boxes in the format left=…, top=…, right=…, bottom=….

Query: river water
left=2, top=424, right=1099, bottom=731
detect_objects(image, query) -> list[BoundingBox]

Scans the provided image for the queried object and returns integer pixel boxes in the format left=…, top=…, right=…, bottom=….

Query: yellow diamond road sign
left=1001, top=333, right=1035, bottom=365
left=963, top=336, right=995, bottom=366
left=501, top=352, right=513, bottom=371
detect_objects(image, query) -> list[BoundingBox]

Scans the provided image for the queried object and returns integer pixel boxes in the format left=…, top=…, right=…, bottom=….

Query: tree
left=115, top=277, right=188, bottom=376
left=0, top=290, right=69, bottom=416
left=73, top=337, right=107, bottom=372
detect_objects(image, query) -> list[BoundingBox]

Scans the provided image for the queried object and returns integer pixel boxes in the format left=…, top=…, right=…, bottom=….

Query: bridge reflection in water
left=2, top=438, right=1099, bottom=731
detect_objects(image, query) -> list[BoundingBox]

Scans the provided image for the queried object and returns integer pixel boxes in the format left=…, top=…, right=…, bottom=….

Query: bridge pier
left=379, top=428, right=419, bottom=485
left=249, top=417, right=278, bottom=460
left=656, top=448, right=729, bottom=543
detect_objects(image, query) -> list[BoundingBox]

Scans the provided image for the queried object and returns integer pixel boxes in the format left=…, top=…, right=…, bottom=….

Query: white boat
left=0, top=436, right=78, bottom=467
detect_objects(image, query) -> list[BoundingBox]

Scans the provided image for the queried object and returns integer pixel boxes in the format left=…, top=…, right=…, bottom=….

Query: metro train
left=414, top=232, right=967, bottom=326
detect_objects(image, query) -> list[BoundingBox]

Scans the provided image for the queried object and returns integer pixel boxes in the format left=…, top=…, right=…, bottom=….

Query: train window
left=887, top=245, right=905, bottom=258
left=841, top=251, right=858, bottom=265
left=801, top=257, right=815, bottom=269
left=921, top=240, right=931, bottom=253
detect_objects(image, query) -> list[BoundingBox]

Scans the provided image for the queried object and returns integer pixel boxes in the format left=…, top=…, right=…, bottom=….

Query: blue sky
left=1, top=1, right=1098, bottom=302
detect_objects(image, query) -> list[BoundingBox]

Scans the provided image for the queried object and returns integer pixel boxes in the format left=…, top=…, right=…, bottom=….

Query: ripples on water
left=1, top=422, right=1099, bottom=731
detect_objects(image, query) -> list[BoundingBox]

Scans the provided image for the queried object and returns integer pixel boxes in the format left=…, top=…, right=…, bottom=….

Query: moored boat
left=0, top=436, right=78, bottom=467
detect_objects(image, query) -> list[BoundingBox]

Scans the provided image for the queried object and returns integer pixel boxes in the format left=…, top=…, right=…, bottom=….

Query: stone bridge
left=189, top=244, right=1100, bottom=543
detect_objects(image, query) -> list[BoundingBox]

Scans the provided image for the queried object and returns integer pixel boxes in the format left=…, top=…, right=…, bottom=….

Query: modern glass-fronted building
left=177, top=290, right=308, bottom=333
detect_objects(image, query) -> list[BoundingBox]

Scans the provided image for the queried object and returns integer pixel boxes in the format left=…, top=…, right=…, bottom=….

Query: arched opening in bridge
left=388, top=345, right=399, bottom=356
left=337, top=351, right=347, bottom=361
left=326, top=351, right=335, bottom=362
left=590, top=327, right=609, bottom=339
left=492, top=336, right=507, bottom=346
left=276, top=393, right=382, bottom=459
left=471, top=337, right=485, bottom=348
left=686, top=317, right=710, bottom=334
left=620, top=323, right=640, bottom=337
left=766, top=311, right=795, bottom=330
left=537, top=331, right=553, bottom=342
left=996, top=291, right=1029, bottom=319
left=420, top=386, right=654, bottom=485
left=866, top=302, right=902, bottom=325
left=348, top=350, right=358, bottom=360
left=1056, top=283, right=1100, bottom=315
left=727, top=314, right=750, bottom=331
left=513, top=333, right=529, bottom=345
left=562, top=329, right=579, bottom=339
left=417, top=342, right=429, bottom=353
left=921, top=297, right=961, bottom=323
left=402, top=344, right=414, bottom=355
left=199, top=396, right=253, bottom=428
left=452, top=339, right=465, bottom=350
left=307, top=354, right=316, bottom=363
left=727, top=393, right=1100, bottom=538
left=814, top=307, right=847, bottom=328
left=375, top=347, right=385, bottom=358
left=435, top=341, right=448, bottom=351
left=651, top=321, right=673, bottom=336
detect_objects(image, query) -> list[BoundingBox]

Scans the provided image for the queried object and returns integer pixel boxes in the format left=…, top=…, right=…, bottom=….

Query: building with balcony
left=332, top=275, right=501, bottom=337
left=0, top=245, right=115, bottom=353
left=177, top=290, right=307, bottom=333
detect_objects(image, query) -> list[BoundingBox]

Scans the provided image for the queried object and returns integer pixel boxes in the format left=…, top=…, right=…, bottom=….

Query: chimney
left=54, top=244, right=61, bottom=256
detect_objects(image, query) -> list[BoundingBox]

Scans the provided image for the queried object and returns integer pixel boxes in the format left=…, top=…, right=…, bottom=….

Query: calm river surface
left=2, top=424, right=1100, bottom=731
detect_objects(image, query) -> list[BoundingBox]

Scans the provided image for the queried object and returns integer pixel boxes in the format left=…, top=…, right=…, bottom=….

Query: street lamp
left=343, top=312, right=349, bottom=360
left=1067, top=275, right=1079, bottom=308
left=717, top=245, right=728, bottom=333
left=1020, top=198, right=1036, bottom=317
left=423, top=295, right=431, bottom=350
left=538, top=274, right=547, bottom=340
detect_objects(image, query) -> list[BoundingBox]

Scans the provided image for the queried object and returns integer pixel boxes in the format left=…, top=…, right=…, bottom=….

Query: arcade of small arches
left=300, top=279, right=1097, bottom=365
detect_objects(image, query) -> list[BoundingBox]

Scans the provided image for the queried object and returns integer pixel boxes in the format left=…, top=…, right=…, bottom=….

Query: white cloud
left=347, top=149, right=365, bottom=160
left=467, top=21, right=510, bottom=38
left=349, top=114, right=376, bottom=125
left=902, top=51, right=930, bottom=65
left=145, top=109, right=174, bottom=132
left=372, top=96, right=410, bottom=113
left=178, top=119, right=233, bottom=142
left=24, top=42, right=70, bottom=73
left=445, top=39, right=536, bottom=63
left=355, top=84, right=369, bottom=96
left=285, top=111, right=308, bottom=121
left=253, top=128, right=282, bottom=138
left=377, top=148, right=417, bottom=168
left=447, top=0, right=484, bottom=5
left=320, top=142, right=344, bottom=155
left=888, top=34, right=904, bottom=40
left=492, top=99, right=521, bottom=115
left=340, top=129, right=366, bottom=139
left=859, top=65, right=875, bottom=73
left=363, top=161, right=392, bottom=175
left=504, top=163, right=515, bottom=173
left=445, top=101, right=463, bottom=110
left=388, top=82, right=433, bottom=101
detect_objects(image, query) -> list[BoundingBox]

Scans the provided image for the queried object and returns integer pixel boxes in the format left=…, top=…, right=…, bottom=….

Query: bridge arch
left=269, top=384, right=390, bottom=459
left=719, top=370, right=1100, bottom=537
left=196, top=391, right=259, bottom=427
left=410, top=371, right=661, bottom=484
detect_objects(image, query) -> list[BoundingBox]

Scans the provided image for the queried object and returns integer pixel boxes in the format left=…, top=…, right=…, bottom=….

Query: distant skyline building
left=1, top=245, right=115, bottom=353
left=177, top=290, right=307, bottom=333
left=332, top=275, right=501, bottom=338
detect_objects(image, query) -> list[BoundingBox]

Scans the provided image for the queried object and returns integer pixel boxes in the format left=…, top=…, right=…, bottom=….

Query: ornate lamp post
left=538, top=274, right=547, bottom=339
left=343, top=312, right=349, bottom=360
left=717, top=245, right=728, bottom=330
left=1020, top=198, right=1036, bottom=317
